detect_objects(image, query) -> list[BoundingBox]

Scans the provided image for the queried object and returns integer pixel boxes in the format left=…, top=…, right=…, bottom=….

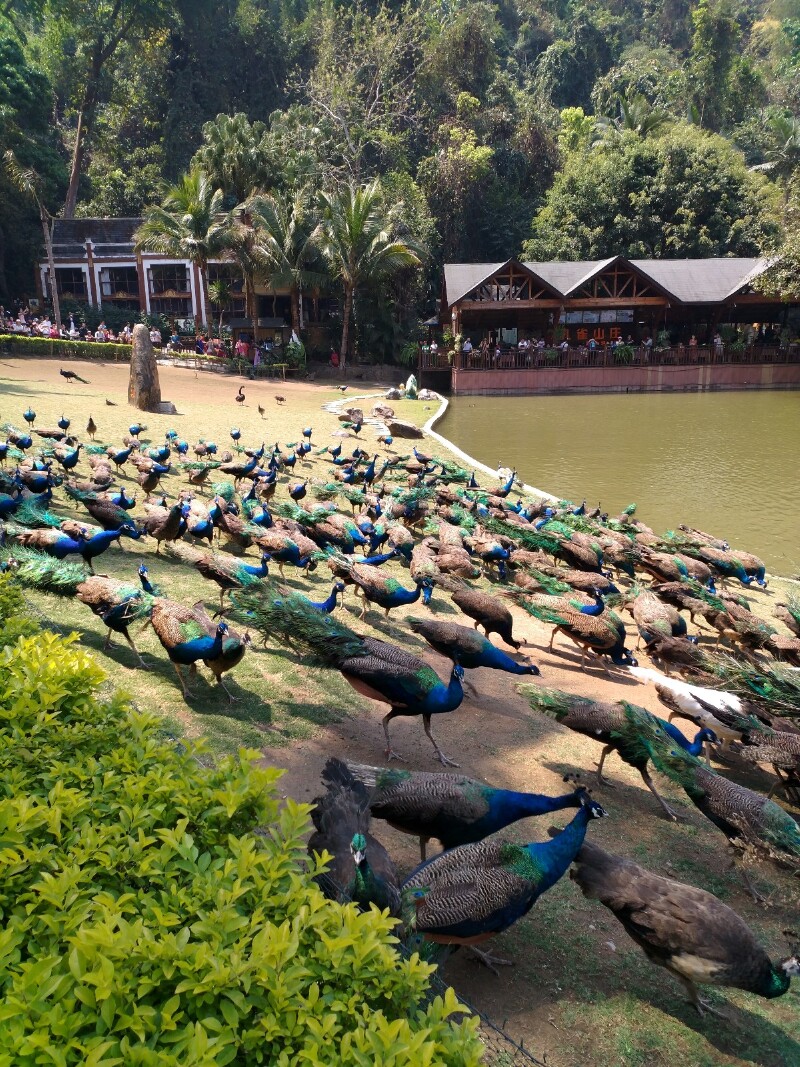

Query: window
left=100, top=267, right=140, bottom=300
left=49, top=268, right=87, bottom=301
left=207, top=264, right=246, bottom=315
left=147, top=264, right=190, bottom=296
left=150, top=296, right=192, bottom=317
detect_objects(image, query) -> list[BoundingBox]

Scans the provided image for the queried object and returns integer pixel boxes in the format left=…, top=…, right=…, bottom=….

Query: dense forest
left=1, top=0, right=799, bottom=348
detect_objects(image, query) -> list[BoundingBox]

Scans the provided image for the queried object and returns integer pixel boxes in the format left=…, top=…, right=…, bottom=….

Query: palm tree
left=316, top=180, right=423, bottom=374
left=207, top=277, right=232, bottom=337
left=135, top=168, right=227, bottom=329
left=597, top=93, right=669, bottom=140
left=245, top=192, right=326, bottom=337
left=5, top=151, right=62, bottom=330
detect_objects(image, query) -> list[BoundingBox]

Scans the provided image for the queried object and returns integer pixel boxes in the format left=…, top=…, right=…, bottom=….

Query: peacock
left=401, top=790, right=606, bottom=971
left=190, top=601, right=250, bottom=700
left=5, top=547, right=154, bottom=663
left=168, top=543, right=270, bottom=614
left=623, top=585, right=689, bottom=647
left=408, top=617, right=540, bottom=677
left=522, top=600, right=637, bottom=672
left=338, top=559, right=433, bottom=619
left=451, top=586, right=522, bottom=648
left=64, top=485, right=139, bottom=532
left=616, top=703, right=800, bottom=900
left=252, top=527, right=319, bottom=577
left=140, top=502, right=185, bottom=552
left=234, top=587, right=465, bottom=765
left=8, top=523, right=88, bottom=562
left=308, top=758, right=401, bottom=916
left=520, top=686, right=716, bottom=821
left=149, top=599, right=231, bottom=698
left=569, top=839, right=798, bottom=1015
left=346, top=761, right=585, bottom=860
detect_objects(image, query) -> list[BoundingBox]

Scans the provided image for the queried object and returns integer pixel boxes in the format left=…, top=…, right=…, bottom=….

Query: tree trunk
left=340, top=284, right=353, bottom=376
left=290, top=285, right=301, bottom=336
left=64, top=107, right=89, bottom=220
left=246, top=275, right=259, bottom=348
left=41, top=207, right=61, bottom=330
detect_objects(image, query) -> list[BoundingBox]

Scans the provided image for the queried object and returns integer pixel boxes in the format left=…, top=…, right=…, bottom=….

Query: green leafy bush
left=0, top=627, right=482, bottom=1066
left=0, top=335, right=131, bottom=361
left=0, top=575, right=38, bottom=648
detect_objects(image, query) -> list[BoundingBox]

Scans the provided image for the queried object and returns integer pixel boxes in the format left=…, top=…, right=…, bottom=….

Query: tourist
left=120, top=323, right=132, bottom=343
left=462, top=337, right=473, bottom=356
left=149, top=324, right=163, bottom=348
left=537, top=337, right=546, bottom=349
left=195, top=335, right=206, bottom=354
left=587, top=337, right=598, bottom=352
left=689, top=334, right=698, bottom=348
left=713, top=332, right=723, bottom=353
left=234, top=336, right=249, bottom=361
left=643, top=335, right=653, bottom=350
left=430, top=338, right=439, bottom=356
left=329, top=347, right=340, bottom=369
left=560, top=338, right=569, bottom=352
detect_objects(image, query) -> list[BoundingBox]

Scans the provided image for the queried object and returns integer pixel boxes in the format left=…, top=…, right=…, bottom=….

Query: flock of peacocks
left=2, top=395, right=799, bottom=1022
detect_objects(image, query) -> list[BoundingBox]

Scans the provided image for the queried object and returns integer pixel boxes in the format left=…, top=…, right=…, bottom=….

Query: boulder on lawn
left=386, top=418, right=424, bottom=439
left=418, top=389, right=438, bottom=401
left=385, top=388, right=402, bottom=400
left=338, top=406, right=364, bottom=423
left=371, top=403, right=395, bottom=419
left=128, top=324, right=162, bottom=412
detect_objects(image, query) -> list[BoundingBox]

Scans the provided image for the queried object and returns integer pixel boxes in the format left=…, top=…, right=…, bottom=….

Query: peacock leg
left=548, top=628, right=556, bottom=651
left=596, top=745, right=615, bottom=786
left=473, top=619, right=480, bottom=630
left=360, top=598, right=368, bottom=620
left=739, top=865, right=767, bottom=905
left=423, top=714, right=459, bottom=767
left=638, top=767, right=679, bottom=821
left=104, top=628, right=114, bottom=650
left=217, top=676, right=236, bottom=703
left=467, top=945, right=513, bottom=975
left=173, top=662, right=191, bottom=698
left=122, top=629, right=146, bottom=667
left=418, top=837, right=428, bottom=863
left=382, top=709, right=407, bottom=763
left=677, top=977, right=726, bottom=1018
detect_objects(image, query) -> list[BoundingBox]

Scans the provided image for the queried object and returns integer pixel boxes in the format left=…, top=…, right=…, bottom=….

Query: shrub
left=0, top=625, right=483, bottom=1066
left=0, top=335, right=131, bottom=361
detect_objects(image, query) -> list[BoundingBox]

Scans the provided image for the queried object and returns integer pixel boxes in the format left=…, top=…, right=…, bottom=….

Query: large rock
left=386, top=417, right=424, bottom=439
left=128, top=324, right=162, bottom=411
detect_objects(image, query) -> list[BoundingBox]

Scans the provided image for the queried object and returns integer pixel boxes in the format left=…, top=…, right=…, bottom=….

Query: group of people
left=0, top=306, right=138, bottom=343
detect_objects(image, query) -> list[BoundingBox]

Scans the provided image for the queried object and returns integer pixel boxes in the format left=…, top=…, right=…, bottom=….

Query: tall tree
left=316, top=180, right=423, bottom=373
left=191, top=113, right=273, bottom=206
left=4, top=151, right=62, bottom=328
left=135, top=168, right=227, bottom=328
left=243, top=193, right=325, bottom=337
left=39, top=0, right=172, bottom=218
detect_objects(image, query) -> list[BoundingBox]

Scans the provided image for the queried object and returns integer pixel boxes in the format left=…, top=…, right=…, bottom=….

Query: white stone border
left=324, top=390, right=557, bottom=502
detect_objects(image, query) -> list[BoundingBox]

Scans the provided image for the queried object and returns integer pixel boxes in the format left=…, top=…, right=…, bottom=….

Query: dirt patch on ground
left=3, top=357, right=799, bottom=1067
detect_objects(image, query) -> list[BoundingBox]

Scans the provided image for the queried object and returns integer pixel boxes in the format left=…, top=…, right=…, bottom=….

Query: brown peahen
left=570, top=839, right=799, bottom=1015
left=308, top=758, right=401, bottom=916
left=451, top=586, right=522, bottom=648
left=774, top=596, right=800, bottom=638
left=140, top=502, right=185, bottom=553
left=521, top=600, right=636, bottom=672
left=520, top=685, right=716, bottom=821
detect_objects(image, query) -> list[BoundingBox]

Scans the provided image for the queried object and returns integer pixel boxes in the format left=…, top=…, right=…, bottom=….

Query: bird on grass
left=408, top=617, right=540, bottom=678
left=401, top=790, right=606, bottom=972
left=57, top=415, right=71, bottom=431
left=105, top=399, right=117, bottom=406
left=23, top=407, right=36, bottom=426
left=339, top=560, right=433, bottom=619
left=520, top=685, right=716, bottom=821
left=258, top=404, right=265, bottom=418
left=275, top=395, right=285, bottom=404
left=569, top=839, right=798, bottom=1015
left=308, top=758, right=401, bottom=915
left=190, top=601, right=249, bottom=701
left=128, top=422, right=147, bottom=437
left=617, top=703, right=800, bottom=900
left=168, top=543, right=270, bottom=615
left=140, top=502, right=184, bottom=553
left=60, top=367, right=89, bottom=383
left=86, top=416, right=97, bottom=440
left=234, top=587, right=465, bottom=765
left=523, top=600, right=637, bottom=672
left=235, top=386, right=245, bottom=404
left=64, top=485, right=138, bottom=532
left=5, top=548, right=154, bottom=665
left=346, top=761, right=585, bottom=861
left=150, top=599, right=230, bottom=698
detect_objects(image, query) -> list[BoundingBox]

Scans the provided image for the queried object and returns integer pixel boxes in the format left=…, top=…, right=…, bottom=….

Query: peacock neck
left=493, top=789, right=579, bottom=821
left=526, top=805, right=592, bottom=895
left=761, top=967, right=791, bottom=999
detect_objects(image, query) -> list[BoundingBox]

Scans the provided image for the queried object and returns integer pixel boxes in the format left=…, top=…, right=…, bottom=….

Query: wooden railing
left=419, top=344, right=800, bottom=372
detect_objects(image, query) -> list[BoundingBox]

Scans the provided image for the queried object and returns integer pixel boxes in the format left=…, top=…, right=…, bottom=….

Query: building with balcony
left=37, top=218, right=297, bottom=340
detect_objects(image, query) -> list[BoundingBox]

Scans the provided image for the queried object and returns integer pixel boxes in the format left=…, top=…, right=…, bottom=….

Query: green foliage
left=0, top=574, right=39, bottom=648
left=0, top=628, right=483, bottom=1064
left=0, top=335, right=132, bottom=360
left=525, top=122, right=779, bottom=259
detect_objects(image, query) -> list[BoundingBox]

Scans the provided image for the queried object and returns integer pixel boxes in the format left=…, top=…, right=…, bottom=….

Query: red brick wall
left=451, top=363, right=800, bottom=395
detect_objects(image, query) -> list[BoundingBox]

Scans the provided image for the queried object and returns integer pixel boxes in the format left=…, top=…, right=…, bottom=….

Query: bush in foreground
left=0, top=605, right=482, bottom=1065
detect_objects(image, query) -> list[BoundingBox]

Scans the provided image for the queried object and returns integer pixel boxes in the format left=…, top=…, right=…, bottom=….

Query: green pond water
left=437, top=390, right=800, bottom=577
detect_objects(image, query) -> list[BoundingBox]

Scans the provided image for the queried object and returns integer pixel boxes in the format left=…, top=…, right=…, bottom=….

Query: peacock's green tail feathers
left=449, top=505, right=476, bottom=531
left=178, top=460, right=220, bottom=472
left=621, top=702, right=706, bottom=797
left=14, top=499, right=63, bottom=529
left=338, top=487, right=367, bottom=506
left=310, top=482, right=340, bottom=501
left=782, top=594, right=800, bottom=628
left=527, top=569, right=571, bottom=595
left=622, top=503, right=637, bottom=516
left=211, top=481, right=237, bottom=502
left=5, top=546, right=87, bottom=595
left=232, top=582, right=367, bottom=665
left=272, top=502, right=330, bottom=527
left=498, top=841, right=546, bottom=882
left=393, top=485, right=435, bottom=506
left=482, top=516, right=561, bottom=555
left=518, top=683, right=579, bottom=722
left=517, top=601, right=571, bottom=627
left=436, top=459, right=470, bottom=483
left=539, top=519, right=580, bottom=540
left=84, top=444, right=109, bottom=455
left=551, top=514, right=603, bottom=536
left=760, top=799, right=800, bottom=857
left=700, top=651, right=800, bottom=715
left=7, top=447, right=25, bottom=462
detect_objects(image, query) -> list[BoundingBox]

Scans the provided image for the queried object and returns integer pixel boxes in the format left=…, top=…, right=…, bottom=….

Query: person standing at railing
left=689, top=334, right=698, bottom=348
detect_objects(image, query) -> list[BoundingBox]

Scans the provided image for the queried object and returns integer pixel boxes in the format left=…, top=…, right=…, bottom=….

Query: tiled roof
left=52, top=218, right=141, bottom=246
left=444, top=257, right=769, bottom=306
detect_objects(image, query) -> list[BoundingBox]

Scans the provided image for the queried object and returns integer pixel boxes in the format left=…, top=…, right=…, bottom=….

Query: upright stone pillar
left=128, top=323, right=162, bottom=411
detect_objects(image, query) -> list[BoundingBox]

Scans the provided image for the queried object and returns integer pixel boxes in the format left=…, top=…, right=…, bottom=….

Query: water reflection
left=438, top=391, right=800, bottom=574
